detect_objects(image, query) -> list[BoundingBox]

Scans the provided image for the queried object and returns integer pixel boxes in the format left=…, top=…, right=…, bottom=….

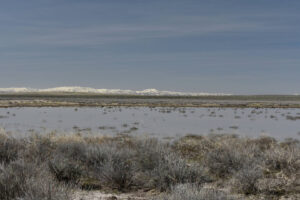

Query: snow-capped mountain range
left=0, top=87, right=231, bottom=96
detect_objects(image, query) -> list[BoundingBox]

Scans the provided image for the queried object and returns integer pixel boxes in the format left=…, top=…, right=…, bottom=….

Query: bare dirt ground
left=71, top=190, right=300, bottom=200
left=72, top=190, right=155, bottom=200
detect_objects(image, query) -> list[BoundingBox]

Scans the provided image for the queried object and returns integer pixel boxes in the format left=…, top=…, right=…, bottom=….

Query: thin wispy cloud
left=1, top=12, right=292, bottom=47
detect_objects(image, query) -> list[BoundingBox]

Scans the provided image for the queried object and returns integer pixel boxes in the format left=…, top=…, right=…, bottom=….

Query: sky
left=0, top=0, right=300, bottom=94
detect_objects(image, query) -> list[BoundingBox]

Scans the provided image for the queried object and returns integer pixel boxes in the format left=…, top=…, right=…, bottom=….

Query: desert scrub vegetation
left=173, top=134, right=300, bottom=198
left=0, top=159, right=70, bottom=200
left=0, top=131, right=299, bottom=199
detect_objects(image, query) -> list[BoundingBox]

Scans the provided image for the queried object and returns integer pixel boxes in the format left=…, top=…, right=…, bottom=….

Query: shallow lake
left=0, top=107, right=300, bottom=140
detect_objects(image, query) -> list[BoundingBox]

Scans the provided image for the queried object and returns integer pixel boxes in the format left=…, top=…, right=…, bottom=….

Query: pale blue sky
left=1, top=0, right=300, bottom=94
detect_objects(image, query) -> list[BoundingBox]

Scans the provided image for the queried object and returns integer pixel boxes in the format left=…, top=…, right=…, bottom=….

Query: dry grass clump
left=49, top=154, right=83, bottom=183
left=86, top=143, right=136, bottom=191
left=203, top=143, right=247, bottom=178
left=148, top=150, right=209, bottom=191
left=0, top=136, right=24, bottom=163
left=133, top=139, right=210, bottom=191
left=230, top=164, right=263, bottom=195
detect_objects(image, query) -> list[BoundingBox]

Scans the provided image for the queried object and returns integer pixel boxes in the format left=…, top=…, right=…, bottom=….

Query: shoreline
left=1, top=100, right=300, bottom=108
left=1, top=94, right=300, bottom=108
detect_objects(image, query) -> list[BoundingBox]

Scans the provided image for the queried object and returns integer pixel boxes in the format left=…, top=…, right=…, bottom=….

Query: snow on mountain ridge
left=0, top=88, right=34, bottom=93
left=0, top=87, right=231, bottom=96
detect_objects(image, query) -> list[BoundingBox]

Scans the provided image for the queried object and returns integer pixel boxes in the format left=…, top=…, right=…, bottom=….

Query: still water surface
left=0, top=107, right=300, bottom=139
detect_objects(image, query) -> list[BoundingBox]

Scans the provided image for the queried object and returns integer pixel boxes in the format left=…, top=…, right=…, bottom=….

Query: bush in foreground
left=0, top=159, right=70, bottom=200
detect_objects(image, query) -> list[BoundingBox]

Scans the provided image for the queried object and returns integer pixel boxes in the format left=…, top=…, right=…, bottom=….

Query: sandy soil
left=72, top=190, right=155, bottom=200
